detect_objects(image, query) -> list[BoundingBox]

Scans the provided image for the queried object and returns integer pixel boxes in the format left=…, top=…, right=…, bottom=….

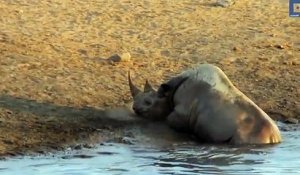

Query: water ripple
left=0, top=130, right=300, bottom=175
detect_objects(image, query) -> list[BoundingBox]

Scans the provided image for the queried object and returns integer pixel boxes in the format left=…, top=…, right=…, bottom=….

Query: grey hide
left=130, top=64, right=282, bottom=145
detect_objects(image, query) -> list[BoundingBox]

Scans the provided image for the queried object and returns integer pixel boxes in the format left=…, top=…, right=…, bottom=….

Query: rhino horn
left=128, top=71, right=141, bottom=97
left=144, top=80, right=155, bottom=92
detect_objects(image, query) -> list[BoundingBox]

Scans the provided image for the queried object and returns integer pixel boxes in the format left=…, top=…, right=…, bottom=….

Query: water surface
left=1, top=127, right=300, bottom=175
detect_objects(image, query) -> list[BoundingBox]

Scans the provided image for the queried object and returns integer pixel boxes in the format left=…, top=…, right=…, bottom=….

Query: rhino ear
left=144, top=80, right=155, bottom=92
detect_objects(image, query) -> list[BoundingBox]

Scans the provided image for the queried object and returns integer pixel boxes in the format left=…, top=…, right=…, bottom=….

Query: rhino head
left=128, top=72, right=172, bottom=121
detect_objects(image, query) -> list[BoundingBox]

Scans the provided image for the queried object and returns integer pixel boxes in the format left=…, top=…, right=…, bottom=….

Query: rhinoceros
left=128, top=64, right=282, bottom=145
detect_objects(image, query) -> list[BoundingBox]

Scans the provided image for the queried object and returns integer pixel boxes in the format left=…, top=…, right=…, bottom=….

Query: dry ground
left=0, top=0, right=299, bottom=156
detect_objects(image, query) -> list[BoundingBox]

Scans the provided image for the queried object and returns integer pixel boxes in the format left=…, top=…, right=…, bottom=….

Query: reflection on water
left=1, top=130, right=300, bottom=175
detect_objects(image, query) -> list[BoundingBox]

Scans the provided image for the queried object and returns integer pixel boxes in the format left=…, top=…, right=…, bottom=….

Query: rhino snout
left=132, top=106, right=143, bottom=115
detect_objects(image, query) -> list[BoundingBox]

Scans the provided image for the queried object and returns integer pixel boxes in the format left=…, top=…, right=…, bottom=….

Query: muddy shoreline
left=0, top=0, right=299, bottom=157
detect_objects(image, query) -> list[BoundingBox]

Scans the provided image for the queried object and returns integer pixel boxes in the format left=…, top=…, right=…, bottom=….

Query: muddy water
left=1, top=124, right=300, bottom=175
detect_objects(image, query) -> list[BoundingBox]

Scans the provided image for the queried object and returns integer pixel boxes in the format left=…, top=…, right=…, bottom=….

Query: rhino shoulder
left=157, top=75, right=189, bottom=99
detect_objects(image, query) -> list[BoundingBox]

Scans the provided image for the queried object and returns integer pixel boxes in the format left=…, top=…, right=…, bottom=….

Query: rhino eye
left=144, top=99, right=152, bottom=106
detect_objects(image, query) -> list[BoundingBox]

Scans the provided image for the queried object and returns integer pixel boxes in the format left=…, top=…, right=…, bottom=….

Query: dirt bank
left=0, top=0, right=299, bottom=156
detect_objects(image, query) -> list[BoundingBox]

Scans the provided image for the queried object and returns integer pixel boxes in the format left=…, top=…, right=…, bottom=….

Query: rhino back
left=180, top=64, right=239, bottom=98
left=172, top=64, right=237, bottom=117
left=172, top=64, right=281, bottom=144
left=174, top=79, right=238, bottom=142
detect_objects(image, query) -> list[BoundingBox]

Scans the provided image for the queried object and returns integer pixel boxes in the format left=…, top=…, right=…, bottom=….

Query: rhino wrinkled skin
left=128, top=64, right=282, bottom=145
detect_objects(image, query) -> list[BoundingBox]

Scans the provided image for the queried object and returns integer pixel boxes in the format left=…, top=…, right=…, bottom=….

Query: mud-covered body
left=129, top=64, right=282, bottom=144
